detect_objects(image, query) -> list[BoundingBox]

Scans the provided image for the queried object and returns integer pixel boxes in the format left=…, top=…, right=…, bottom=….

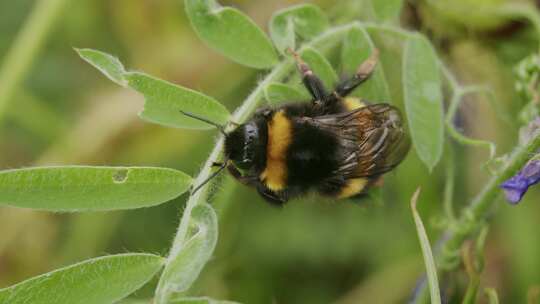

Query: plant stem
left=439, top=130, right=540, bottom=269
left=0, top=0, right=69, bottom=124
left=411, top=131, right=540, bottom=304
left=445, top=86, right=497, bottom=158
left=155, top=23, right=358, bottom=303
left=443, top=144, right=456, bottom=223
left=363, top=15, right=540, bottom=302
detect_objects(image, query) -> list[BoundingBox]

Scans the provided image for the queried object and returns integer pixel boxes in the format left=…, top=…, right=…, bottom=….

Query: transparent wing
left=301, top=103, right=411, bottom=178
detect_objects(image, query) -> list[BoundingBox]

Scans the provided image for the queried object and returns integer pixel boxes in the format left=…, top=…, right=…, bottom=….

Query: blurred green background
left=1, top=0, right=540, bottom=303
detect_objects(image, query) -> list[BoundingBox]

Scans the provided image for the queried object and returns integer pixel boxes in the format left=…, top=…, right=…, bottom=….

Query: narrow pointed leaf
left=300, top=47, right=338, bottom=90
left=156, top=203, right=218, bottom=304
left=269, top=4, right=329, bottom=54
left=76, top=48, right=127, bottom=86
left=341, top=26, right=391, bottom=102
left=264, top=82, right=310, bottom=104
left=410, top=188, right=441, bottom=304
left=185, top=0, right=278, bottom=69
left=0, top=253, right=164, bottom=304
left=125, top=72, right=230, bottom=130
left=403, top=34, right=444, bottom=171
left=0, top=166, right=191, bottom=211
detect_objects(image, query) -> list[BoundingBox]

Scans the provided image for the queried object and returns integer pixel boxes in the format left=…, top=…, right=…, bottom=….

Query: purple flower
left=501, top=160, right=540, bottom=204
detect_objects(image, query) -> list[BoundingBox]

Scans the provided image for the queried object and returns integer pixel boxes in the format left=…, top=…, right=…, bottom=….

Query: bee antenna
left=179, top=110, right=227, bottom=137
left=190, top=159, right=229, bottom=194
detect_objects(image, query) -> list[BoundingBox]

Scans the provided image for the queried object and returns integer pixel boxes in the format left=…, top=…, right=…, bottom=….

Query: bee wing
left=306, top=103, right=411, bottom=178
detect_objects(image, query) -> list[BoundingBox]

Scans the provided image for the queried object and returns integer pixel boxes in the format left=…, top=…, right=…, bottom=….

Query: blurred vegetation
left=1, top=0, right=540, bottom=303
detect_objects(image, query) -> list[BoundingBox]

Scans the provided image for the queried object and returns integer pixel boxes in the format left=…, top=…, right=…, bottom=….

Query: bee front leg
left=227, top=164, right=286, bottom=206
left=227, top=164, right=258, bottom=186
left=334, top=49, right=379, bottom=98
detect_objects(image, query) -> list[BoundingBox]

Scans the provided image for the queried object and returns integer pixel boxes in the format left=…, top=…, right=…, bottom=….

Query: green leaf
left=264, top=82, right=310, bottom=104
left=77, top=48, right=231, bottom=130
left=403, top=34, right=444, bottom=171
left=341, top=26, right=391, bottom=102
left=269, top=4, right=329, bottom=54
left=125, top=72, right=230, bottom=130
left=0, top=253, right=164, bottom=304
left=371, top=0, right=403, bottom=22
left=119, top=298, right=241, bottom=304
left=155, top=204, right=218, bottom=304
left=76, top=48, right=127, bottom=86
left=0, top=166, right=192, bottom=211
left=365, top=25, right=409, bottom=107
left=169, top=296, right=241, bottom=304
left=300, top=47, right=338, bottom=90
left=410, top=188, right=441, bottom=304
left=185, top=0, right=278, bottom=69
left=116, top=300, right=150, bottom=304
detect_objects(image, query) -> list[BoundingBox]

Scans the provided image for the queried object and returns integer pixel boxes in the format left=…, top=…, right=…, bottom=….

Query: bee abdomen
left=335, top=178, right=369, bottom=198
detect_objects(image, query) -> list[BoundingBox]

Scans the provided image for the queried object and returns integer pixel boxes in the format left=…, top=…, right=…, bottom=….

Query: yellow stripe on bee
left=338, top=99, right=369, bottom=198
left=260, top=110, right=292, bottom=191
left=337, top=178, right=368, bottom=199
left=344, top=97, right=366, bottom=111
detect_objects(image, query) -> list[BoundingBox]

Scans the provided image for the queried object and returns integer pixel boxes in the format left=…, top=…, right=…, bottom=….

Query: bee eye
left=245, top=123, right=258, bottom=138
left=237, top=122, right=259, bottom=170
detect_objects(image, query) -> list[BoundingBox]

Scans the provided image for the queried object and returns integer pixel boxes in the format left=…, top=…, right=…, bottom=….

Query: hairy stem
left=155, top=23, right=359, bottom=303
left=0, top=0, right=69, bottom=124
left=439, top=130, right=540, bottom=268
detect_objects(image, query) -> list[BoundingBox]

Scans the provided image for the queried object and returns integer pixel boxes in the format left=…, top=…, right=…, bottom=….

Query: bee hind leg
left=288, top=48, right=328, bottom=102
left=256, top=185, right=287, bottom=206
left=333, top=49, right=379, bottom=98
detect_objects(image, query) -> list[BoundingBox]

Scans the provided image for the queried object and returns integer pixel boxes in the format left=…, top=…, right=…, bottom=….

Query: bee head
left=224, top=120, right=267, bottom=171
left=178, top=110, right=267, bottom=172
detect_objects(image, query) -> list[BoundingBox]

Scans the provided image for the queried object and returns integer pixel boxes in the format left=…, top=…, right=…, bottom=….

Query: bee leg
left=347, top=192, right=370, bottom=204
left=372, top=176, right=384, bottom=187
left=227, top=164, right=287, bottom=205
left=334, top=49, right=379, bottom=98
left=226, top=163, right=287, bottom=205
left=226, top=164, right=258, bottom=186
left=288, top=48, right=328, bottom=102
left=256, top=185, right=287, bottom=206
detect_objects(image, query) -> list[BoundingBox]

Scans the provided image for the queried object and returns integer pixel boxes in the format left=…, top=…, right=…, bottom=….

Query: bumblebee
left=185, top=49, right=410, bottom=205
